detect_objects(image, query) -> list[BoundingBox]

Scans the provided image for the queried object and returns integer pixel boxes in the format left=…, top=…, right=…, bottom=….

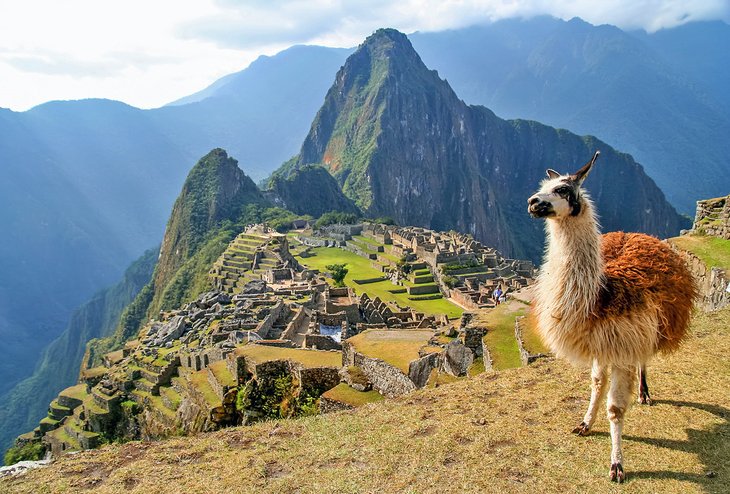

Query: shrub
left=4, top=442, right=45, bottom=465
left=326, top=263, right=349, bottom=286
left=442, top=275, right=459, bottom=288
left=314, top=211, right=359, bottom=229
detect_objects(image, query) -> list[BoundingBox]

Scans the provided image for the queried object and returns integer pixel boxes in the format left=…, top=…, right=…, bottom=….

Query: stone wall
left=305, top=334, right=342, bottom=351
left=319, top=395, right=355, bottom=413
left=342, top=341, right=416, bottom=397
left=514, top=317, right=551, bottom=366
left=281, top=306, right=309, bottom=341
left=692, top=195, right=730, bottom=239
left=256, top=300, right=285, bottom=339
left=679, top=249, right=730, bottom=311
left=296, top=367, right=341, bottom=396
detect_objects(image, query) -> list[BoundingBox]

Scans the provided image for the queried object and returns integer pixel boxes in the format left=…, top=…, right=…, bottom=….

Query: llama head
left=527, top=151, right=600, bottom=219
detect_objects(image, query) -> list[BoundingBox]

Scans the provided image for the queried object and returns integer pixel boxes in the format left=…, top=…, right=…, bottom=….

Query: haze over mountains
left=0, top=16, right=727, bottom=452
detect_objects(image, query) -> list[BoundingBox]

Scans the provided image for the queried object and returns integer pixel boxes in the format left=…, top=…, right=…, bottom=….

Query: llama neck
left=539, top=202, right=603, bottom=323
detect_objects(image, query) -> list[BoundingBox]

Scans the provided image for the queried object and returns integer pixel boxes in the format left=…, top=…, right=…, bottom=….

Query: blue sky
left=1, top=0, right=728, bottom=111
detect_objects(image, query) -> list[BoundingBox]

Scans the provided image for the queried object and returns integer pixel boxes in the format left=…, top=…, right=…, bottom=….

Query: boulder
left=442, top=340, right=473, bottom=377
left=241, top=279, right=267, bottom=295
left=408, top=352, right=441, bottom=387
left=151, top=315, right=188, bottom=346
left=190, top=309, right=206, bottom=322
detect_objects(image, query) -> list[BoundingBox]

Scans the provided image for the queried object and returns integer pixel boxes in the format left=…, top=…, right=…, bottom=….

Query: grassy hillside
left=6, top=307, right=727, bottom=493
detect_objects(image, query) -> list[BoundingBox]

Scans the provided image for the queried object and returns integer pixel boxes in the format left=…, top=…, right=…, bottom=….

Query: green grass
left=468, top=357, right=486, bottom=377
left=346, top=330, right=433, bottom=373
left=520, top=313, right=549, bottom=355
left=234, top=345, right=342, bottom=369
left=159, top=386, right=182, bottom=410
left=296, top=247, right=462, bottom=319
left=477, top=305, right=524, bottom=370
left=669, top=234, right=730, bottom=270
left=352, top=235, right=381, bottom=247
left=189, top=370, right=222, bottom=407
left=209, top=360, right=237, bottom=387
left=321, top=383, right=384, bottom=407
left=59, top=384, right=89, bottom=402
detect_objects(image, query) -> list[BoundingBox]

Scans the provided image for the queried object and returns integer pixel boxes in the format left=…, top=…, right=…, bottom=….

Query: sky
left=1, top=0, right=728, bottom=112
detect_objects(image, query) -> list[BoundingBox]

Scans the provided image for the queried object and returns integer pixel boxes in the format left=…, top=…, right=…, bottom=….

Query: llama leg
left=572, top=359, right=607, bottom=436
left=607, top=365, right=636, bottom=483
left=637, top=365, right=652, bottom=405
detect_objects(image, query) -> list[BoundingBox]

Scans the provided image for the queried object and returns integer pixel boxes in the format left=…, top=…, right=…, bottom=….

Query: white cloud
left=0, top=0, right=727, bottom=111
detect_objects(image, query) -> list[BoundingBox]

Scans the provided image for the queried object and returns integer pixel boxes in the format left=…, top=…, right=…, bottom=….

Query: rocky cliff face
left=291, top=28, right=687, bottom=261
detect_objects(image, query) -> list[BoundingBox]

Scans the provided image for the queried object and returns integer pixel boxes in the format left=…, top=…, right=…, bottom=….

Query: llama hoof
left=609, top=463, right=625, bottom=483
left=638, top=394, right=653, bottom=406
left=572, top=422, right=591, bottom=436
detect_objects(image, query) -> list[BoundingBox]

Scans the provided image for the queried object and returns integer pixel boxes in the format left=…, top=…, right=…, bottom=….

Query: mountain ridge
left=286, top=28, right=685, bottom=261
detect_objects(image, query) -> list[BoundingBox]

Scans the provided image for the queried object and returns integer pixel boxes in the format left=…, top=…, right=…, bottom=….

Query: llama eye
left=555, top=187, right=570, bottom=195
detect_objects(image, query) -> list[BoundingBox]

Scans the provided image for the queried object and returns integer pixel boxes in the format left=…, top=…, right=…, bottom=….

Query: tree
left=325, top=263, right=348, bottom=286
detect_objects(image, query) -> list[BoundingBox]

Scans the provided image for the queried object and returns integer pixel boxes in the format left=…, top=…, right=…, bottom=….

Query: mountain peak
left=362, top=27, right=411, bottom=48
left=356, top=27, right=424, bottom=73
left=152, top=149, right=266, bottom=310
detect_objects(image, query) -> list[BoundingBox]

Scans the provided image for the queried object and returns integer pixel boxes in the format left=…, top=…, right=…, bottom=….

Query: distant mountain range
left=1, top=16, right=727, bottom=452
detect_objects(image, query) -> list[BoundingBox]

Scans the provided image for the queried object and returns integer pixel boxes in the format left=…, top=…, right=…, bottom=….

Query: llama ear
left=546, top=169, right=561, bottom=180
left=572, top=150, right=600, bottom=185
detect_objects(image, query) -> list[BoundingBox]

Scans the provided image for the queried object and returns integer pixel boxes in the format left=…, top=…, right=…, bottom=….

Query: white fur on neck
left=534, top=194, right=604, bottom=363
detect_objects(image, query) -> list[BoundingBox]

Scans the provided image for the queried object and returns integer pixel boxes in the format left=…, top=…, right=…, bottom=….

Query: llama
left=527, top=151, right=696, bottom=483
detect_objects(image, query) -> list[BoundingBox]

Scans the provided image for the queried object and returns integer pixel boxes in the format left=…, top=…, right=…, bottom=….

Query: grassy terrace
left=189, top=370, right=221, bottom=407
left=521, top=312, right=549, bottom=355
left=234, top=345, right=342, bottom=369
left=45, top=426, right=80, bottom=451
left=81, top=366, right=107, bottom=379
left=353, top=235, right=381, bottom=247
left=322, top=383, right=384, bottom=407
left=59, top=384, right=89, bottom=402
left=669, top=234, right=730, bottom=270
left=209, top=360, right=237, bottom=387
left=296, top=247, right=462, bottom=319
left=475, top=303, right=524, bottom=370
left=159, top=386, right=182, bottom=410
left=346, top=329, right=433, bottom=373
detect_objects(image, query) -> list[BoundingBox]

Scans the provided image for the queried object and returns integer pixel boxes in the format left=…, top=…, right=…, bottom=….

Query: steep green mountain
left=288, top=28, right=686, bottom=261
left=409, top=17, right=730, bottom=214
left=266, top=164, right=360, bottom=217
left=0, top=248, right=156, bottom=454
left=90, top=149, right=272, bottom=359
left=151, top=148, right=268, bottom=310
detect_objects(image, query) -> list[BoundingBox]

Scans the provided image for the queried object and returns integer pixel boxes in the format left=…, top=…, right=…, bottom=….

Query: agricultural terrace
left=669, top=235, right=730, bottom=270
left=346, top=329, right=434, bottom=373
left=321, top=383, right=383, bottom=407
left=234, top=345, right=342, bottom=369
left=295, top=247, right=463, bottom=319
left=473, top=299, right=537, bottom=370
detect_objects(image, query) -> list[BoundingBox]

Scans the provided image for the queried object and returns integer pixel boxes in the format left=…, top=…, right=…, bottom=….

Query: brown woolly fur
left=599, top=232, right=697, bottom=354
